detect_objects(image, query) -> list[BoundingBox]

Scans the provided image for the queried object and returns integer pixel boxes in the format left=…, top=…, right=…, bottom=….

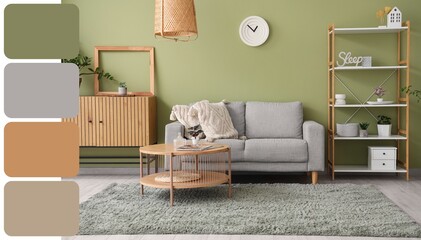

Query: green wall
left=63, top=0, right=421, bottom=168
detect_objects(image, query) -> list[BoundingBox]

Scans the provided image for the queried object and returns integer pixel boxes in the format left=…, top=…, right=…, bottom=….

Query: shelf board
left=334, top=135, right=407, bottom=140
left=333, top=26, right=408, bottom=34
left=331, top=104, right=407, bottom=108
left=330, top=66, right=407, bottom=71
left=334, top=165, right=407, bottom=173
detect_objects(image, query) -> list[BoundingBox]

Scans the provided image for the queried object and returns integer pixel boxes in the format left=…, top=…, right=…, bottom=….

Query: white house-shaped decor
left=387, top=7, right=402, bottom=28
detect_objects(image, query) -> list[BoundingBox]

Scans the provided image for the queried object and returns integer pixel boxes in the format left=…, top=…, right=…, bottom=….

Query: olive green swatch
left=4, top=181, right=79, bottom=236
left=4, top=4, right=79, bottom=59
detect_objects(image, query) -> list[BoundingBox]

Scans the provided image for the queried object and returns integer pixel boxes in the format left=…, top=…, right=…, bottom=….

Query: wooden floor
left=63, top=171, right=421, bottom=240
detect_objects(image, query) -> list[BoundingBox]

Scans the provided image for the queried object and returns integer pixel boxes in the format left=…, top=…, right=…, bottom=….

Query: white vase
left=118, top=87, right=127, bottom=96
left=377, top=98, right=383, bottom=103
left=377, top=124, right=392, bottom=137
left=191, top=137, right=199, bottom=146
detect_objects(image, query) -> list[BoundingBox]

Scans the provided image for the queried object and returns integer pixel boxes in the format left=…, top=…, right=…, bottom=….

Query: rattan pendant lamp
left=154, top=0, right=198, bottom=41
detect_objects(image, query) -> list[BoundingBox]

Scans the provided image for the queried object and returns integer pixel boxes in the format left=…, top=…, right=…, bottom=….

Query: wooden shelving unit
left=327, top=22, right=411, bottom=180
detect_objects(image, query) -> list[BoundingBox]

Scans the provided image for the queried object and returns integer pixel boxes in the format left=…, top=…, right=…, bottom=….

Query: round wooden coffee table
left=139, top=143, right=232, bottom=206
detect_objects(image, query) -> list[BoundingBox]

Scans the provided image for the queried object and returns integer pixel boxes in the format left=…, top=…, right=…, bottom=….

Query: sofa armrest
left=165, top=121, right=185, bottom=144
left=303, top=121, right=325, bottom=172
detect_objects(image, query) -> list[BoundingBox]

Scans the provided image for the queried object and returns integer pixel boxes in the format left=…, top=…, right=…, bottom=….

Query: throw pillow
left=191, top=100, right=238, bottom=141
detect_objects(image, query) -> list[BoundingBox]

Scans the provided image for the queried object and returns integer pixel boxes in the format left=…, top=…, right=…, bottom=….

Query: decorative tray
left=366, top=101, right=394, bottom=105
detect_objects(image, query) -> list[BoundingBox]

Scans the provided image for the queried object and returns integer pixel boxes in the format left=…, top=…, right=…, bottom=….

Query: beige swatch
left=4, top=122, right=79, bottom=177
left=4, top=181, right=79, bottom=236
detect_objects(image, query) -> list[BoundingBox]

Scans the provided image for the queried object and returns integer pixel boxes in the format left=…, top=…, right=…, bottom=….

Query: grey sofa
left=165, top=101, right=325, bottom=184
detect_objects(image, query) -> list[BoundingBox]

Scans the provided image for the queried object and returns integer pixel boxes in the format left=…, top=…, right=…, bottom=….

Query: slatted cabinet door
left=63, top=96, right=156, bottom=147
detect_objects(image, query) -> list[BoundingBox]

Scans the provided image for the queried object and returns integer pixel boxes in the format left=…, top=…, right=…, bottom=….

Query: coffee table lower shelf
left=140, top=171, right=229, bottom=189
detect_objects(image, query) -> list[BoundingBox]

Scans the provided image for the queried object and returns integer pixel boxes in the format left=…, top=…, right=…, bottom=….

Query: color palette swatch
left=4, top=181, right=79, bottom=236
left=4, top=63, right=79, bottom=118
left=4, top=122, right=79, bottom=177
left=3, top=3, right=81, bottom=237
left=4, top=4, right=79, bottom=59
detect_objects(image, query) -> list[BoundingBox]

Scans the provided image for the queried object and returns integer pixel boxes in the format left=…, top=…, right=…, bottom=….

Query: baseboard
left=78, top=167, right=142, bottom=175
left=77, top=167, right=421, bottom=176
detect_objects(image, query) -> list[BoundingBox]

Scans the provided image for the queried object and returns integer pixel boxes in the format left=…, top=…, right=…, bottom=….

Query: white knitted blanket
left=170, top=100, right=238, bottom=141
left=170, top=104, right=199, bottom=129
left=191, top=101, right=238, bottom=141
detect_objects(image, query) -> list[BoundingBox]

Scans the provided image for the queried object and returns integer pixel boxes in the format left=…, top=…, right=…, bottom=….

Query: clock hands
left=247, top=24, right=258, bottom=33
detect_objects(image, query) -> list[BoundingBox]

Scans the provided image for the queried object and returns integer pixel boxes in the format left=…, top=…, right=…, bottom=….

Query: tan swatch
left=4, top=181, right=79, bottom=236
left=4, top=122, right=79, bottom=177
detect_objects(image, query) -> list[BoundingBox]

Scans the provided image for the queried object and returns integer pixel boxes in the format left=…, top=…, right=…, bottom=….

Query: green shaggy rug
left=79, top=183, right=421, bottom=237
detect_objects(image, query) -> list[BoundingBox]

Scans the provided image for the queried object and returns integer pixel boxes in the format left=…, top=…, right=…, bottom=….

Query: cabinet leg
left=312, top=171, right=318, bottom=185
left=140, top=153, right=144, bottom=195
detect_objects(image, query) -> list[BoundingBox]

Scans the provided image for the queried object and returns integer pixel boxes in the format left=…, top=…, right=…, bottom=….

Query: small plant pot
left=359, top=129, right=368, bottom=137
left=377, top=124, right=392, bottom=137
left=118, top=87, right=127, bottom=96
left=377, top=98, right=383, bottom=103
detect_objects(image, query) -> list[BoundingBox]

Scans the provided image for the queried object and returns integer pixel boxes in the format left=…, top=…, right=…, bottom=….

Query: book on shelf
left=176, top=144, right=216, bottom=151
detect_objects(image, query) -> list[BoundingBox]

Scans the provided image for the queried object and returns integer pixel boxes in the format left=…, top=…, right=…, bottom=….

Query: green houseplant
left=359, top=122, right=370, bottom=137
left=377, top=115, right=391, bottom=137
left=401, top=85, right=421, bottom=103
left=62, top=53, right=117, bottom=87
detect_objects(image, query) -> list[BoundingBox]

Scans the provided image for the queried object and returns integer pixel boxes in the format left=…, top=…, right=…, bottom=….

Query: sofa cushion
left=214, top=139, right=245, bottom=162
left=197, top=139, right=244, bottom=162
left=246, top=101, right=303, bottom=139
left=244, top=139, right=308, bottom=163
left=224, top=102, right=245, bottom=137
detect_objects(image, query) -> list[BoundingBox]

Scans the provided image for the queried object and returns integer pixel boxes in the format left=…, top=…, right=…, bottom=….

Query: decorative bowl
left=336, top=123, right=359, bottom=137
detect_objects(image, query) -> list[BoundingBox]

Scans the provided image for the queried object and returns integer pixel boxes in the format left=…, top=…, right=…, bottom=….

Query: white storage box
left=368, top=146, right=396, bottom=171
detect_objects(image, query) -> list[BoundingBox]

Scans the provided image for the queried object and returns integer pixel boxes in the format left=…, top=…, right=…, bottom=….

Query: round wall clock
left=239, top=16, right=270, bottom=47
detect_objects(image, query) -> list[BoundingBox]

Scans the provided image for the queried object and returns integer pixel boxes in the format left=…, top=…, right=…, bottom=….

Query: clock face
left=239, top=16, right=269, bottom=47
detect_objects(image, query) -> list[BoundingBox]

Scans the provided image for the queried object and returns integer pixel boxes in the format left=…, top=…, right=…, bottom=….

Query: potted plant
left=374, top=87, right=386, bottom=102
left=62, top=53, right=117, bottom=87
left=359, top=122, right=370, bottom=137
left=401, top=85, right=421, bottom=103
left=187, top=125, right=204, bottom=145
left=118, top=82, right=127, bottom=96
left=377, top=115, right=392, bottom=137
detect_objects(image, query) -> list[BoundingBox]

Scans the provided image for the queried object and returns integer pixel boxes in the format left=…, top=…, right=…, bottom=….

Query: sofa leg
left=311, top=171, right=318, bottom=185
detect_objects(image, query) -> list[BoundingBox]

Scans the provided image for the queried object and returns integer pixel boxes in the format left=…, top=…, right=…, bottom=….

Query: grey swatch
left=4, top=63, right=79, bottom=118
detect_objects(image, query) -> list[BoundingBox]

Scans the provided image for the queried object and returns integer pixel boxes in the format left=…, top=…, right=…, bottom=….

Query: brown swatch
left=4, top=122, right=79, bottom=177
left=4, top=181, right=79, bottom=236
